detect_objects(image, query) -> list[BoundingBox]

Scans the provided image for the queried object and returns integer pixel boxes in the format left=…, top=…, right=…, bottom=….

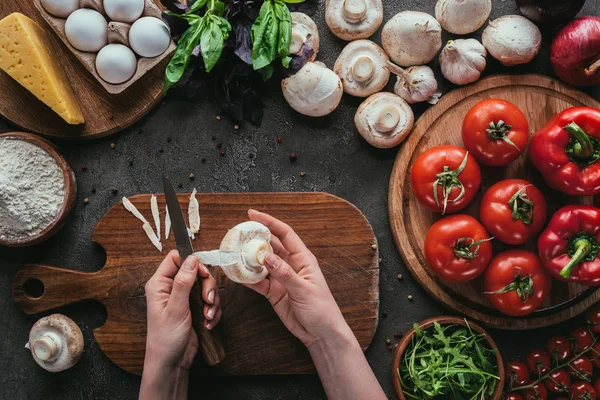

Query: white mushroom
left=26, top=314, right=84, bottom=372
left=435, top=0, right=492, bottom=35
left=333, top=40, right=390, bottom=97
left=387, top=62, right=440, bottom=104
left=355, top=93, right=414, bottom=149
left=291, top=12, right=319, bottom=61
left=281, top=62, right=343, bottom=117
left=440, top=39, right=487, bottom=85
left=194, top=221, right=273, bottom=284
left=325, top=0, right=383, bottom=41
left=382, top=11, right=442, bottom=67
left=482, top=15, right=542, bottom=67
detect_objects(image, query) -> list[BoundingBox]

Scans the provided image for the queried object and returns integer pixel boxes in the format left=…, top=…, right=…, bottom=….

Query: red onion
left=550, top=17, right=600, bottom=87
left=516, top=0, right=585, bottom=25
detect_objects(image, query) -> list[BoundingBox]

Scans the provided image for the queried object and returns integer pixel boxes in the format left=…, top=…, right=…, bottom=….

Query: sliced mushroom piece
left=325, top=0, right=383, bottom=41
left=355, top=93, right=414, bottom=149
left=333, top=40, right=390, bottom=97
left=290, top=12, right=319, bottom=61
left=194, top=221, right=273, bottom=284
left=27, top=314, right=84, bottom=372
left=282, top=61, right=343, bottom=117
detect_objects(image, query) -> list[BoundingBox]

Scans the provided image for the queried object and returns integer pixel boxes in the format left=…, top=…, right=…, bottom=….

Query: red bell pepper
left=529, top=107, right=600, bottom=195
left=537, top=205, right=600, bottom=286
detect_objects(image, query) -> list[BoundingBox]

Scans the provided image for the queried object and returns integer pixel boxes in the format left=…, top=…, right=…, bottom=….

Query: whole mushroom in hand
left=334, top=40, right=390, bottom=97
left=355, top=93, right=414, bottom=149
left=290, top=12, right=320, bottom=62
left=27, top=314, right=84, bottom=372
left=282, top=62, right=343, bottom=117
left=325, top=0, right=383, bottom=41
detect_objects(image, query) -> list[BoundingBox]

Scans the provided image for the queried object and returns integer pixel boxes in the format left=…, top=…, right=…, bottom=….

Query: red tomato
left=594, top=378, right=600, bottom=396
left=568, top=356, right=593, bottom=380
left=543, top=369, right=571, bottom=393
left=506, top=360, right=531, bottom=387
left=571, top=327, right=595, bottom=352
left=589, top=342, right=600, bottom=368
left=570, top=381, right=597, bottom=400
left=484, top=250, right=552, bottom=317
left=586, top=307, right=600, bottom=333
left=522, top=381, right=549, bottom=400
left=479, top=179, right=547, bottom=245
left=525, top=349, right=552, bottom=375
left=505, top=394, right=524, bottom=400
left=424, top=215, right=493, bottom=282
left=461, top=99, right=530, bottom=167
left=547, top=335, right=573, bottom=363
left=410, top=145, right=481, bottom=214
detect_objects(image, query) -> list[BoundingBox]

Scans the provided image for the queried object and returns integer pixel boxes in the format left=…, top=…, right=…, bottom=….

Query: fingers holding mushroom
left=325, top=0, right=383, bottom=41
left=282, top=61, right=343, bottom=117
left=291, top=12, right=319, bottom=62
left=27, top=314, right=84, bottom=372
left=355, top=92, right=414, bottom=149
left=334, top=40, right=390, bottom=97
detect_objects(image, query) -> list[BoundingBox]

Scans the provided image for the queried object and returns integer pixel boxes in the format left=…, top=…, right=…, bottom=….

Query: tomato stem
left=486, top=120, right=520, bottom=150
left=564, top=122, right=600, bottom=166
left=484, top=267, right=533, bottom=302
left=508, top=185, right=534, bottom=225
left=433, top=152, right=469, bottom=214
left=454, top=237, right=494, bottom=260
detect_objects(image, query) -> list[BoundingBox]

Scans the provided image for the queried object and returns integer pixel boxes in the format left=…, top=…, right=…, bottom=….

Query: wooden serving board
left=389, top=74, right=600, bottom=330
left=0, top=0, right=167, bottom=139
left=13, top=193, right=379, bottom=376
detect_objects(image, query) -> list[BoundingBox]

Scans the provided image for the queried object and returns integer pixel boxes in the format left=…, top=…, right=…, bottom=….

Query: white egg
left=103, top=0, right=145, bottom=23
left=41, top=0, right=79, bottom=18
left=95, top=44, right=137, bottom=84
left=129, top=17, right=171, bottom=58
left=65, top=9, right=108, bottom=52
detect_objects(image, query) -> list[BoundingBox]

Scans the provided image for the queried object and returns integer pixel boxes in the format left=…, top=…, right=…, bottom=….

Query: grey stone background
left=1, top=0, right=600, bottom=399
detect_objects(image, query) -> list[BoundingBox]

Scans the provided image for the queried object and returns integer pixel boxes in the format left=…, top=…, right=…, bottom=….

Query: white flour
left=0, top=138, right=65, bottom=240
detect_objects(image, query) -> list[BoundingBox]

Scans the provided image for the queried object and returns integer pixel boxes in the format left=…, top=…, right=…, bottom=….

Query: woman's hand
left=139, top=251, right=221, bottom=400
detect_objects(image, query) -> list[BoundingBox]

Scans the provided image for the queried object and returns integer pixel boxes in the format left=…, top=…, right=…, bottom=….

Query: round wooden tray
left=0, top=132, right=76, bottom=247
left=392, top=316, right=504, bottom=400
left=0, top=1, right=166, bottom=139
left=389, top=74, right=600, bottom=330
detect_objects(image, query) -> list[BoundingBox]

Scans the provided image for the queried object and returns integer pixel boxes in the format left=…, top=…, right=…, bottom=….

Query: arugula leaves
left=399, top=321, right=499, bottom=400
left=251, top=0, right=293, bottom=72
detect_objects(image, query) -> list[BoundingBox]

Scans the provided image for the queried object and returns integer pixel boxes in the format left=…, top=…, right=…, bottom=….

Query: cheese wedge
left=0, top=13, right=84, bottom=124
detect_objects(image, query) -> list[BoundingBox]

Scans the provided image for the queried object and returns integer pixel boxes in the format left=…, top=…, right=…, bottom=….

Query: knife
left=162, top=175, right=225, bottom=366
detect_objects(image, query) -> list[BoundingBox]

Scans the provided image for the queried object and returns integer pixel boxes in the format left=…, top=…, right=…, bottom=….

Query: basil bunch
left=165, top=0, right=231, bottom=92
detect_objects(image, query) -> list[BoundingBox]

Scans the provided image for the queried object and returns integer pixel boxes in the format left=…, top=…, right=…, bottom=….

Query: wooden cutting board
left=389, top=74, right=600, bottom=330
left=0, top=0, right=167, bottom=139
left=13, top=192, right=379, bottom=376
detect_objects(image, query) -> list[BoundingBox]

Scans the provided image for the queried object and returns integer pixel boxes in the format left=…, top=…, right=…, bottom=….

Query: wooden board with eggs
left=36, top=0, right=175, bottom=94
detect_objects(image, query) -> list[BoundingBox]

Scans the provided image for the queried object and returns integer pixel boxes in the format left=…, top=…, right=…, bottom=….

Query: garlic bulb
left=440, top=39, right=487, bottom=85
left=387, top=62, right=440, bottom=105
left=482, top=15, right=542, bottom=67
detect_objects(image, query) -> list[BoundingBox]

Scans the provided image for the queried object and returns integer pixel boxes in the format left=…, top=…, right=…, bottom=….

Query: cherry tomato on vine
left=410, top=145, right=481, bottom=214
left=526, top=349, right=552, bottom=375
left=547, top=335, right=573, bottom=363
left=589, top=342, right=600, bottom=368
left=461, top=99, right=530, bottom=167
left=570, top=381, right=597, bottom=400
left=586, top=307, right=600, bottom=333
left=506, top=360, right=531, bottom=387
left=504, top=394, right=524, bottom=400
left=479, top=179, right=547, bottom=245
left=568, top=356, right=593, bottom=380
left=484, top=250, right=552, bottom=317
left=424, top=215, right=493, bottom=282
left=522, top=381, right=548, bottom=400
left=543, top=368, right=571, bottom=393
left=571, top=327, right=595, bottom=352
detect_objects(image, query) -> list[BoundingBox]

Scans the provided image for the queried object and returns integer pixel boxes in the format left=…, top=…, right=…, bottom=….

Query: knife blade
left=162, top=175, right=225, bottom=366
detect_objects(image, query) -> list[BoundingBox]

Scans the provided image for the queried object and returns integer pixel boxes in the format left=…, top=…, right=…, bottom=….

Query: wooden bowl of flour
left=0, top=132, right=76, bottom=247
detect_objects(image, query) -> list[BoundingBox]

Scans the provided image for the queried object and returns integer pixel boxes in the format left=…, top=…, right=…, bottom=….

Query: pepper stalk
left=564, top=121, right=600, bottom=167
left=560, top=232, right=600, bottom=279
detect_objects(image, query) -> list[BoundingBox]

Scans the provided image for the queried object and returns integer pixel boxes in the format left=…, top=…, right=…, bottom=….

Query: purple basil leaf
left=232, top=15, right=253, bottom=64
left=282, top=44, right=314, bottom=77
left=160, top=0, right=191, bottom=13
left=192, top=44, right=201, bottom=57
left=161, top=11, right=189, bottom=42
left=286, top=0, right=319, bottom=16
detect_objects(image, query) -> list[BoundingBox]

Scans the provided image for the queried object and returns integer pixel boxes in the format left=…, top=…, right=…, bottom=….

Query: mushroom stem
left=195, top=250, right=221, bottom=266
left=343, top=0, right=368, bottom=22
left=352, top=56, right=375, bottom=82
left=243, top=239, right=272, bottom=269
left=290, top=32, right=305, bottom=55
left=32, top=334, right=59, bottom=362
left=375, top=105, right=401, bottom=133
left=386, top=61, right=410, bottom=82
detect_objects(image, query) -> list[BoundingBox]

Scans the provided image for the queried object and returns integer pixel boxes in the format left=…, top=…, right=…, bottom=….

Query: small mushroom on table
left=355, top=92, right=414, bottom=149
left=290, top=12, right=320, bottom=61
left=325, top=0, right=383, bottom=40
left=26, top=314, right=84, bottom=372
left=334, top=40, right=390, bottom=97
left=195, top=221, right=273, bottom=284
left=281, top=61, right=343, bottom=117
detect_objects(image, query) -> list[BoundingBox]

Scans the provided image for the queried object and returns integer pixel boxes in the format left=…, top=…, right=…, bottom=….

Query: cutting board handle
left=13, top=264, right=105, bottom=314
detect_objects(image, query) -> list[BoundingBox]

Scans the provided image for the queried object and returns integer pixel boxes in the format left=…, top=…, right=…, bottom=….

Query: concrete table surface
left=2, top=1, right=600, bottom=399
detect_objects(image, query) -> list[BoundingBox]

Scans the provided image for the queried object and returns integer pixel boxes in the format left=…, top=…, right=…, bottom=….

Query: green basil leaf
left=274, top=0, right=292, bottom=68
left=258, top=64, right=274, bottom=81
left=251, top=1, right=279, bottom=71
left=164, top=18, right=203, bottom=93
left=211, top=0, right=227, bottom=16
left=200, top=16, right=230, bottom=72
left=188, top=0, right=208, bottom=14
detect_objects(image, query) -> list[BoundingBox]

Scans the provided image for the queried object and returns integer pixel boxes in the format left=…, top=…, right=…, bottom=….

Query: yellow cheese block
left=0, top=13, right=84, bottom=125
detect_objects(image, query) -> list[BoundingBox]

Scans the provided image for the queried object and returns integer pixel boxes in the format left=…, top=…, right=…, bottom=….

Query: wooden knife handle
left=190, top=280, right=225, bottom=366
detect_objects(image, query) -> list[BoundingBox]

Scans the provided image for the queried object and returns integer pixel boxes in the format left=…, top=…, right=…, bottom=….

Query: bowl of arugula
left=392, top=316, right=504, bottom=400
